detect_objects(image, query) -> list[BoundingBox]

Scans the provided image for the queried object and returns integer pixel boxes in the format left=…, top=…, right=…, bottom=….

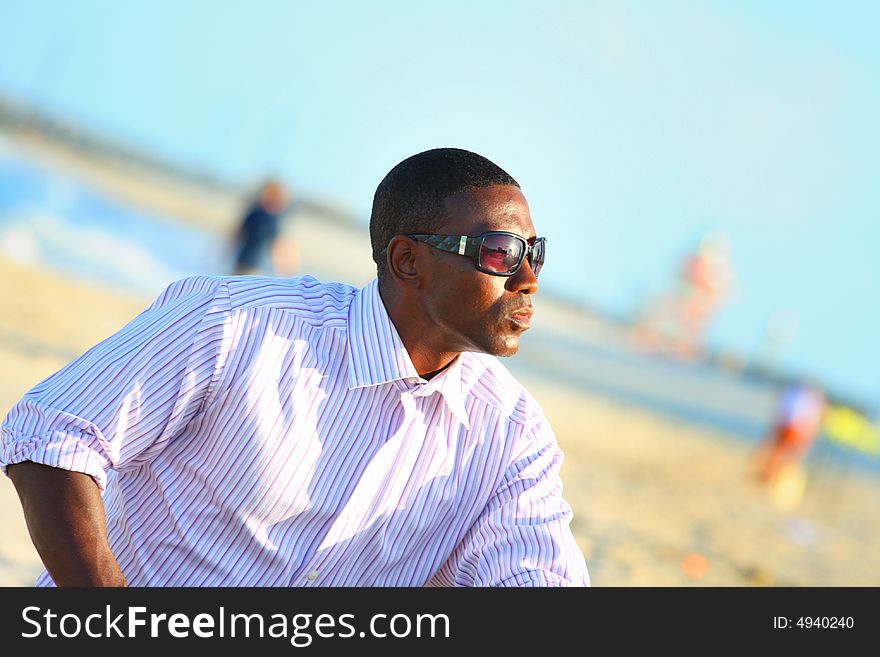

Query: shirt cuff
left=494, top=571, right=574, bottom=587
left=1, top=428, right=110, bottom=490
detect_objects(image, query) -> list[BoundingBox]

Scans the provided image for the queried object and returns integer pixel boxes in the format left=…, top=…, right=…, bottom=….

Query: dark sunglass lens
left=529, top=238, right=545, bottom=277
left=479, top=234, right=524, bottom=273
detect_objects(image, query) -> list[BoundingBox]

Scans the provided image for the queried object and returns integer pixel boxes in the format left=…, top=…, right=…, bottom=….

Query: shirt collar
left=346, top=279, right=470, bottom=428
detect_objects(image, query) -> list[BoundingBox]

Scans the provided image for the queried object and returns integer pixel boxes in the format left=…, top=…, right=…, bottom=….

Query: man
left=2, top=148, right=589, bottom=587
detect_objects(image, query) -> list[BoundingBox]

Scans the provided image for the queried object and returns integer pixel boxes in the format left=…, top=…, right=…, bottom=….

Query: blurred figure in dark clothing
left=232, top=179, right=297, bottom=276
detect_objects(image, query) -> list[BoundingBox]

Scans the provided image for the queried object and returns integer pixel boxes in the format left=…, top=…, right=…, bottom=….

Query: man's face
left=418, top=185, right=540, bottom=357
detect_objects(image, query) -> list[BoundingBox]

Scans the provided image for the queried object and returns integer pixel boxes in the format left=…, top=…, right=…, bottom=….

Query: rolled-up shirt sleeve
left=431, top=418, right=590, bottom=587
left=1, top=276, right=231, bottom=490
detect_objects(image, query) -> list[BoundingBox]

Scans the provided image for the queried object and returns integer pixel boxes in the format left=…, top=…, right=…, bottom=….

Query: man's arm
left=7, top=461, right=126, bottom=586
left=1, top=276, right=230, bottom=585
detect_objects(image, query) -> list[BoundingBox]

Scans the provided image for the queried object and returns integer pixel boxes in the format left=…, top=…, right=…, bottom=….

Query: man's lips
left=509, top=307, right=533, bottom=329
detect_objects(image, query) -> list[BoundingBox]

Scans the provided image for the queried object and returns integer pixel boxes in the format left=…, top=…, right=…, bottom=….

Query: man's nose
left=506, top=257, right=539, bottom=294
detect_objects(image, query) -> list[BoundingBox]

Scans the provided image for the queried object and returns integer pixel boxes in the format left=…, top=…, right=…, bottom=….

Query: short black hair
left=370, top=148, right=520, bottom=280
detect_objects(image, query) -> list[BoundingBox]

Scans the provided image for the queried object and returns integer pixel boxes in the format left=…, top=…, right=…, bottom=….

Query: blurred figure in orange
left=752, top=381, right=827, bottom=493
left=231, top=178, right=298, bottom=276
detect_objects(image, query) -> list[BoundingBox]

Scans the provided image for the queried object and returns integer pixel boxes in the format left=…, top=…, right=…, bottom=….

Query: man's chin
left=488, top=336, right=521, bottom=358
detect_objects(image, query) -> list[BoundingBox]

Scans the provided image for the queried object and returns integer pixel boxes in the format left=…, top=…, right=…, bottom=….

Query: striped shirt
left=1, top=275, right=589, bottom=587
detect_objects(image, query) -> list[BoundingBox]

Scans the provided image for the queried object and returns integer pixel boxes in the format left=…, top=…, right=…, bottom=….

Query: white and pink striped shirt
left=2, top=275, right=589, bottom=587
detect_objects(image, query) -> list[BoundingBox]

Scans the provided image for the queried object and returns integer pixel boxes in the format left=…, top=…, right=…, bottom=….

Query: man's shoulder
left=224, top=274, right=358, bottom=322
left=159, top=274, right=358, bottom=324
left=460, top=352, right=545, bottom=426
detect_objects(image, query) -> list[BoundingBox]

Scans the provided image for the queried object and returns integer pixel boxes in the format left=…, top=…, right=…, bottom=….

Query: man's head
left=371, top=148, right=543, bottom=360
left=370, top=148, right=521, bottom=280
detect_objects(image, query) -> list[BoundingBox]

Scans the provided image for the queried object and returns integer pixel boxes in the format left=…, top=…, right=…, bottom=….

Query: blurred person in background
left=751, top=380, right=827, bottom=505
left=635, top=231, right=734, bottom=360
left=677, top=232, right=734, bottom=347
left=231, top=178, right=298, bottom=276
left=1, top=147, right=588, bottom=587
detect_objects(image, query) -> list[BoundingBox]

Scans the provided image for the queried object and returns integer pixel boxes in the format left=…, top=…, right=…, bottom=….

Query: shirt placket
left=292, top=380, right=440, bottom=587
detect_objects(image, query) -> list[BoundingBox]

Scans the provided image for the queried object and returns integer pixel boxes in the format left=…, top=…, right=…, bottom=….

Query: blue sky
left=1, top=1, right=878, bottom=405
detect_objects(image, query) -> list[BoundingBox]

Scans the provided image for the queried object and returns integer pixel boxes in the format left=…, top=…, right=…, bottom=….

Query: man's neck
left=378, top=281, right=461, bottom=378
left=420, top=357, right=457, bottom=381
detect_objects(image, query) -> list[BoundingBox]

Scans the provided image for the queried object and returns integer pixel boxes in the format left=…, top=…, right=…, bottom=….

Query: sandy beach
left=2, top=134, right=879, bottom=587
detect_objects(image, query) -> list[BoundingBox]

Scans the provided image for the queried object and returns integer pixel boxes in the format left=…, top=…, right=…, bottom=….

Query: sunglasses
left=408, top=231, right=546, bottom=277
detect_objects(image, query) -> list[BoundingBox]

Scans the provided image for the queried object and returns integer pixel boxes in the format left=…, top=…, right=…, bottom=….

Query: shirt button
left=307, top=570, right=318, bottom=581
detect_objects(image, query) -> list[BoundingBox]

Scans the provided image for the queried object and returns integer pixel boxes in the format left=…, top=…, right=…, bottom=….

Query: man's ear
left=385, top=235, right=422, bottom=288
